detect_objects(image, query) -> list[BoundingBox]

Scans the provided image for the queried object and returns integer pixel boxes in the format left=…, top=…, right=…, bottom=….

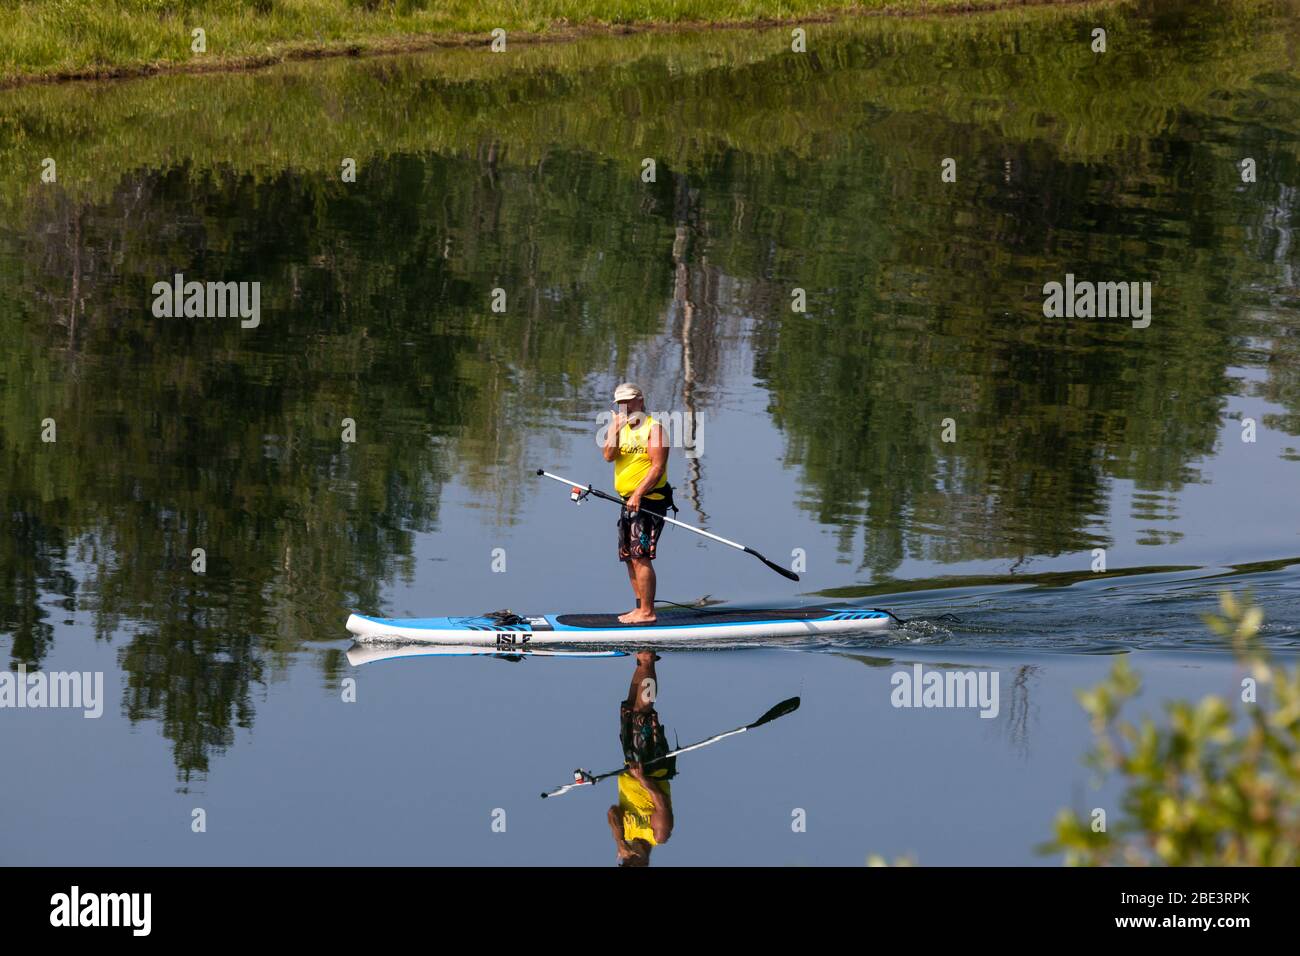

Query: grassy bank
left=0, top=0, right=1097, bottom=86
left=2, top=0, right=1284, bottom=200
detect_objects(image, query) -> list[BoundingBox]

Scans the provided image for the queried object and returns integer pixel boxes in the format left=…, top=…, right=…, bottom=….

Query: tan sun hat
left=613, top=382, right=644, bottom=402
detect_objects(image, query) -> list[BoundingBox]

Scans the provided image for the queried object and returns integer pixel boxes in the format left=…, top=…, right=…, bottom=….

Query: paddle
left=540, top=696, right=801, bottom=798
left=536, top=469, right=800, bottom=581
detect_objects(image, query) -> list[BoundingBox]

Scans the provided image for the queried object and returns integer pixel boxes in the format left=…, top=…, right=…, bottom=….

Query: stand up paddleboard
left=345, top=606, right=894, bottom=646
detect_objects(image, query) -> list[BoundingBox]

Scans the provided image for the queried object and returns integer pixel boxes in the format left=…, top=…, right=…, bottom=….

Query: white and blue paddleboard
left=345, top=606, right=894, bottom=646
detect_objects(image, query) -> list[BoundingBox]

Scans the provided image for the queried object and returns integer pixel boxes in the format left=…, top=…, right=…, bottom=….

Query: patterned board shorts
left=617, top=495, right=668, bottom=562
left=619, top=700, right=674, bottom=778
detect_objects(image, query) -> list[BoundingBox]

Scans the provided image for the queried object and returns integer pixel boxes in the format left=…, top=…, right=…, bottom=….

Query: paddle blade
left=749, top=696, right=801, bottom=728
left=749, top=549, right=800, bottom=581
left=769, top=561, right=801, bottom=582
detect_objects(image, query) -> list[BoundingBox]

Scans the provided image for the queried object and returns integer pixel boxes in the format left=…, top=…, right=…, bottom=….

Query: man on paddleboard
left=603, top=383, right=673, bottom=624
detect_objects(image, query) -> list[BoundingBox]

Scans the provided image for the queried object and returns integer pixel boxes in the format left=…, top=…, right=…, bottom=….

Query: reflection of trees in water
left=744, top=98, right=1293, bottom=575
left=118, top=623, right=263, bottom=780
left=996, top=665, right=1040, bottom=761
left=672, top=174, right=705, bottom=522
left=0, top=510, right=74, bottom=669
left=623, top=172, right=737, bottom=525
left=0, top=163, right=470, bottom=775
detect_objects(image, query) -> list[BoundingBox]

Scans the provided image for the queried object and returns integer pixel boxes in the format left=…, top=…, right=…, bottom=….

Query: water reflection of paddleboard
left=346, top=643, right=627, bottom=666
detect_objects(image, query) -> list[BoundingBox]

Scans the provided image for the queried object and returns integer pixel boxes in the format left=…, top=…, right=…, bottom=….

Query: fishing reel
left=573, top=769, right=594, bottom=785
left=569, top=485, right=592, bottom=504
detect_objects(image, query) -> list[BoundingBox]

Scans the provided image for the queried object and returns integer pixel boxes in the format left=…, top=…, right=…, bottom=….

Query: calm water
left=1, top=0, right=1298, bottom=863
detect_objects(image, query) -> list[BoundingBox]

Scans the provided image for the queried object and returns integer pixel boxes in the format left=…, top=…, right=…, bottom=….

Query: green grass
left=0, top=0, right=1087, bottom=84
left=3, top=0, right=1287, bottom=208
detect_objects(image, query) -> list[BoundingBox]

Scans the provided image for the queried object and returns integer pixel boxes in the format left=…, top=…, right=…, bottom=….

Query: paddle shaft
left=536, top=469, right=799, bottom=581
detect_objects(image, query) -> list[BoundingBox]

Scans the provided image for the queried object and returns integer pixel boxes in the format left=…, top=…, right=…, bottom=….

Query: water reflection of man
left=607, top=650, right=674, bottom=866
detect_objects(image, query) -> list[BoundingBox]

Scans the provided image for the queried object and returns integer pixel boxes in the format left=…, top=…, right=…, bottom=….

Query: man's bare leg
left=626, top=650, right=659, bottom=711
left=619, top=558, right=657, bottom=624
left=620, top=560, right=640, bottom=622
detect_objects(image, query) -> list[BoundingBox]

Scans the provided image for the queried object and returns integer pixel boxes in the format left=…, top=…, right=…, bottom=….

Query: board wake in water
left=345, top=606, right=895, bottom=646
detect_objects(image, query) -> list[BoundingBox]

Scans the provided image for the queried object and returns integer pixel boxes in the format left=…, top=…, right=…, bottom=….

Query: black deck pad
left=554, top=607, right=839, bottom=629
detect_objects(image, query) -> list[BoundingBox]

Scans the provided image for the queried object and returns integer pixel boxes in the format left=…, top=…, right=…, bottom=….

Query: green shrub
left=1049, top=593, right=1300, bottom=866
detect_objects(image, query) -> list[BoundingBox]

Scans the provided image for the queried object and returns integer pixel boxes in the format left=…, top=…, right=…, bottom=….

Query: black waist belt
left=623, top=482, right=676, bottom=514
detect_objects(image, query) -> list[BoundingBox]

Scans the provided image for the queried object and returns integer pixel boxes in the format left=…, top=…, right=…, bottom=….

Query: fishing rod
left=540, top=696, right=801, bottom=799
left=536, top=469, right=800, bottom=581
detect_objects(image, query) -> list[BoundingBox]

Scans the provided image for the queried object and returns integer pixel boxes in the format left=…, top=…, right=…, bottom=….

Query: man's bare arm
left=602, top=412, right=624, bottom=463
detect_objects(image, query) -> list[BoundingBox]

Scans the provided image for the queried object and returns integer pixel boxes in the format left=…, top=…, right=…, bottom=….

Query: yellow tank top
left=614, top=415, right=668, bottom=499
left=618, top=773, right=671, bottom=845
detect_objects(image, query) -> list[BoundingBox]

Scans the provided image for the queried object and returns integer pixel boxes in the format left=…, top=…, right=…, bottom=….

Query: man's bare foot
left=619, top=611, right=657, bottom=625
